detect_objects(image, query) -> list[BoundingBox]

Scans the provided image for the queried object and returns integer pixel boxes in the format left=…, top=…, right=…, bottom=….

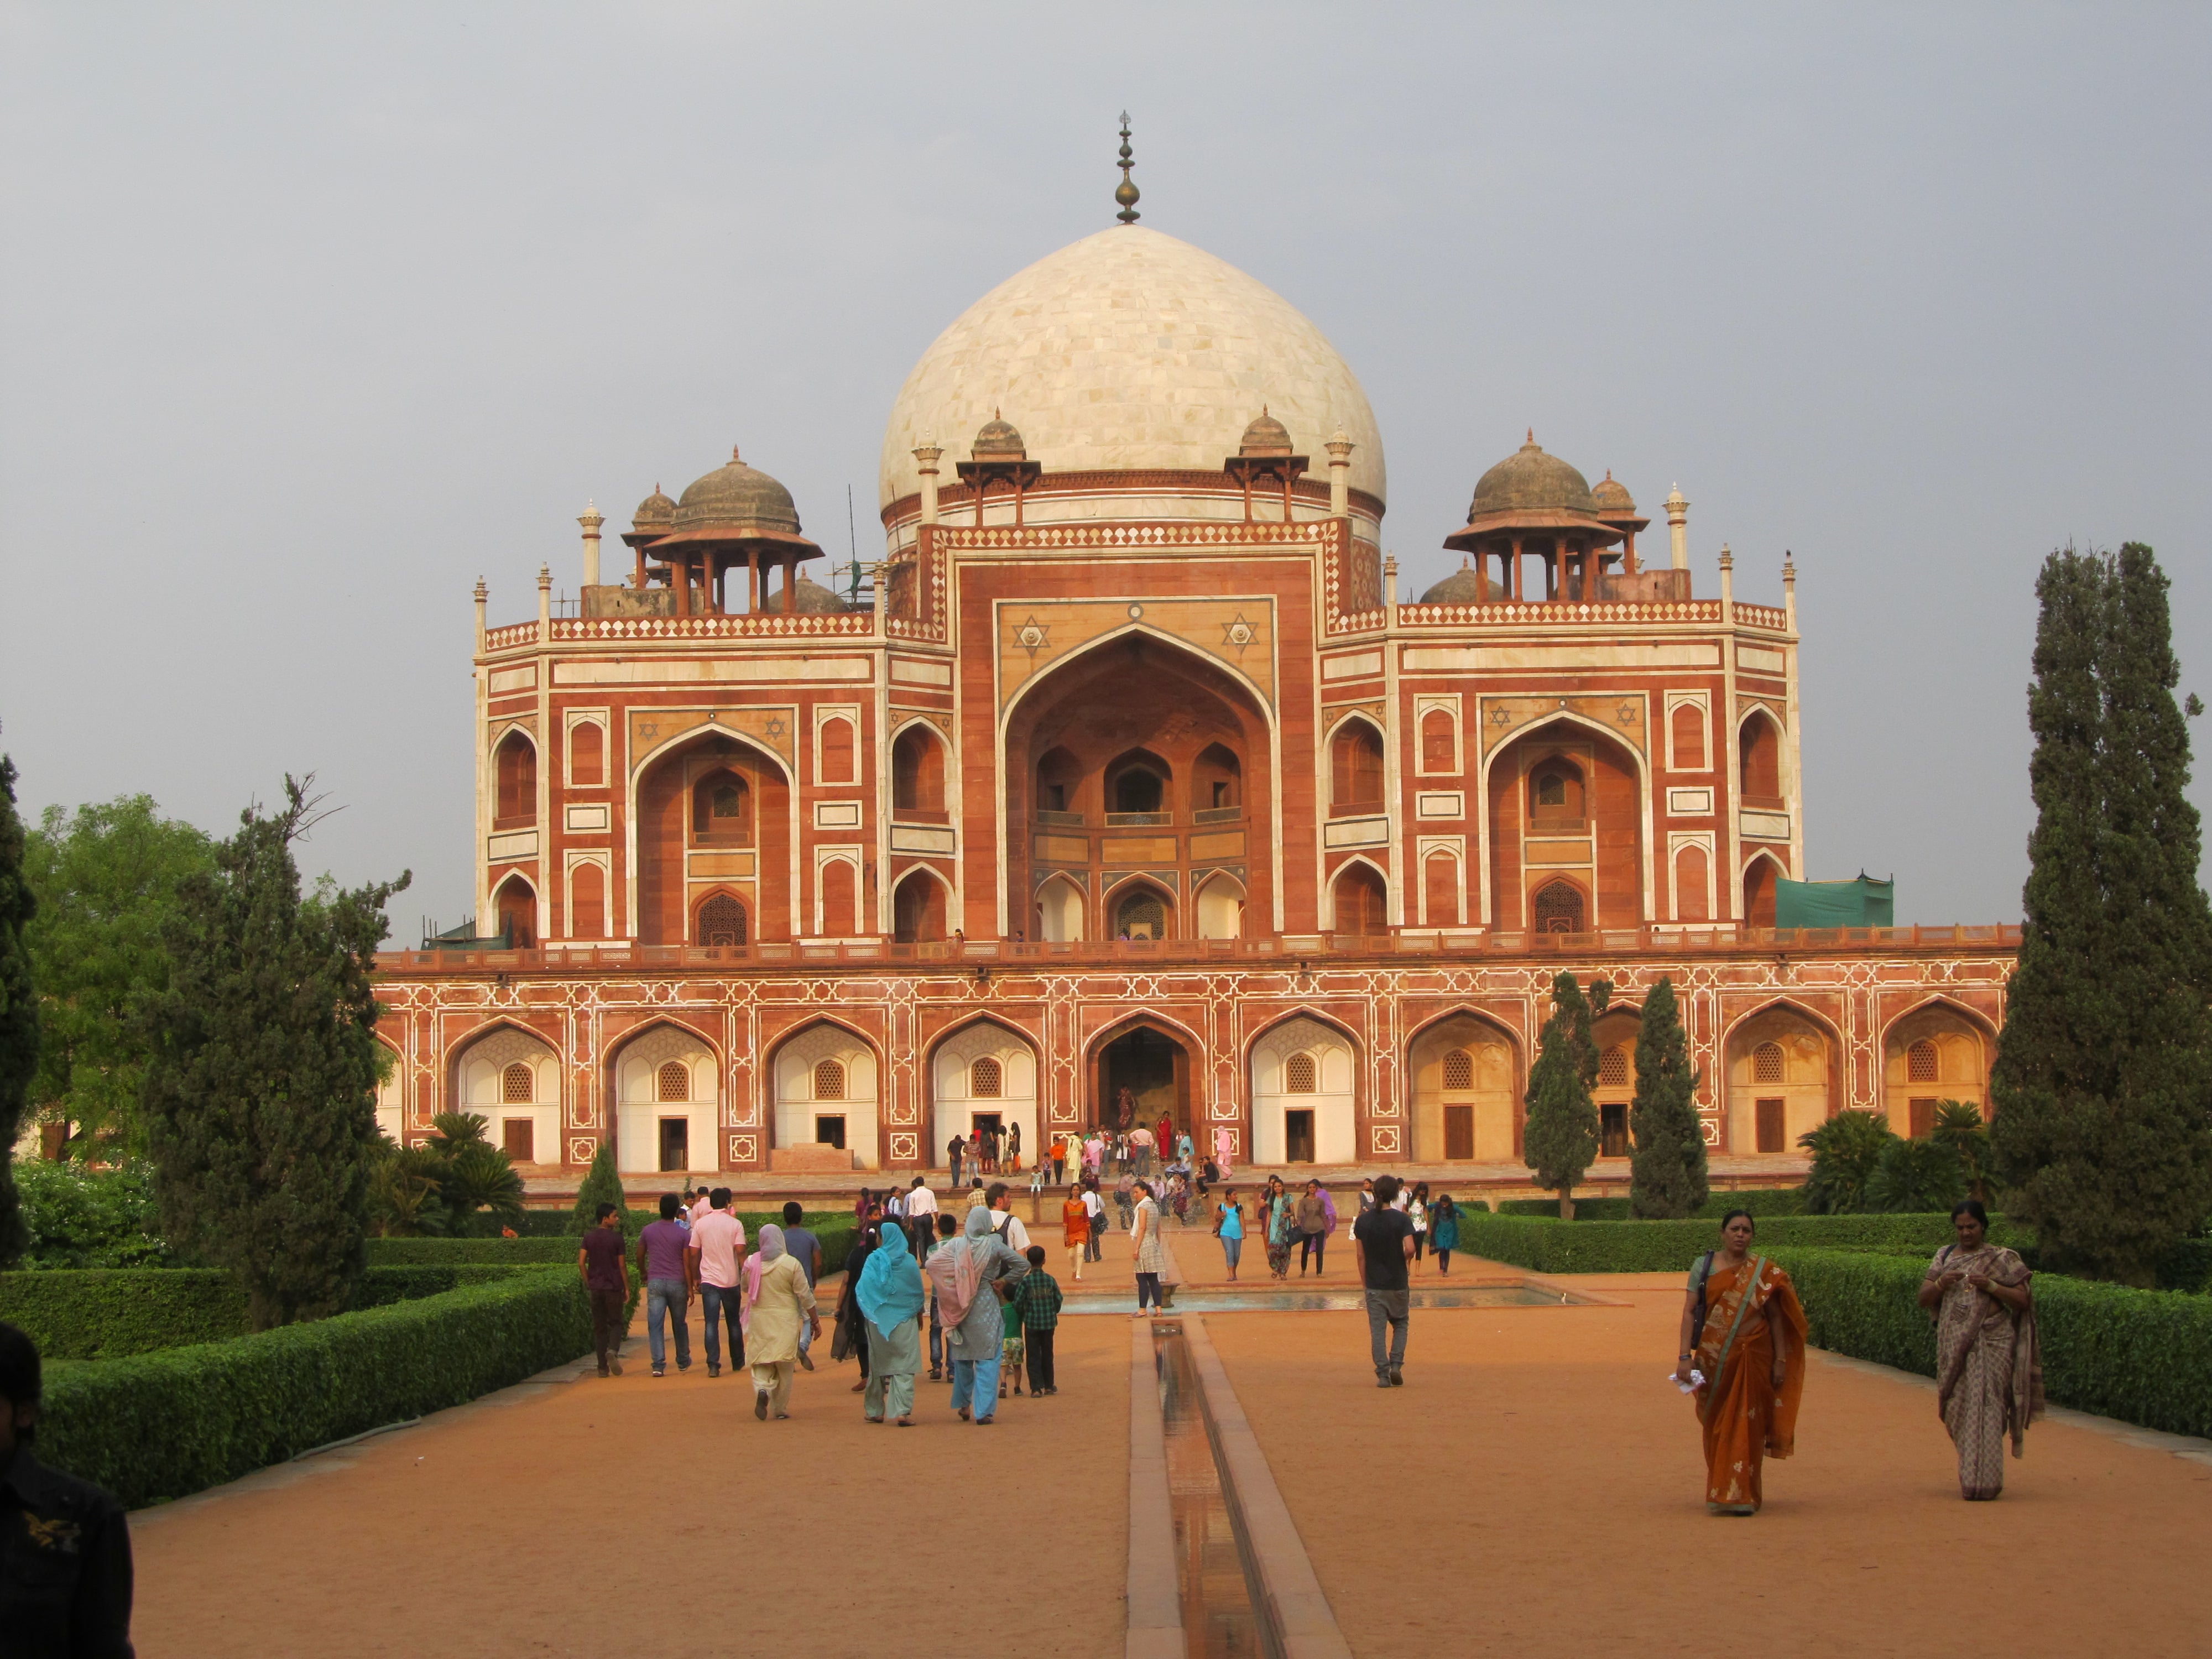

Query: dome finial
left=1526, top=427, right=1534, bottom=445
left=1114, top=112, right=1140, bottom=225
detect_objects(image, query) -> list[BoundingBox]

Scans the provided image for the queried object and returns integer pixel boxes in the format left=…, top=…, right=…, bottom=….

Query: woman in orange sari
left=1673, top=1211, right=1808, bottom=1515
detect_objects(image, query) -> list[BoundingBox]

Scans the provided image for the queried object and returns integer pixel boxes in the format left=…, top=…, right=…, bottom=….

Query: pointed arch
left=1721, top=997, right=1842, bottom=1156
left=1248, top=1010, right=1360, bottom=1164
left=1034, top=872, right=1086, bottom=942
left=1741, top=848, right=1788, bottom=928
left=1329, top=855, right=1390, bottom=933
left=1737, top=705, right=1786, bottom=805
left=490, top=872, right=537, bottom=948
left=628, top=724, right=796, bottom=948
left=1404, top=1006, right=1522, bottom=1161
left=692, top=887, right=749, bottom=948
left=447, top=1019, right=560, bottom=1161
left=1479, top=708, right=1655, bottom=928
left=928, top=1016, right=1042, bottom=1170
left=891, top=721, right=948, bottom=815
left=1327, top=713, right=1386, bottom=813
left=608, top=1018, right=724, bottom=1176
left=1193, top=870, right=1245, bottom=939
left=1107, top=877, right=1175, bottom=941
left=770, top=1018, right=881, bottom=1167
left=892, top=863, right=954, bottom=943
left=1880, top=994, right=1999, bottom=1131
left=492, top=726, right=538, bottom=828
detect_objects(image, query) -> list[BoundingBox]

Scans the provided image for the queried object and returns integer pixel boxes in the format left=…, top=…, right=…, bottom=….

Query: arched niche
left=1739, top=708, right=1784, bottom=806
left=1249, top=1015, right=1357, bottom=1165
left=612, top=1024, right=719, bottom=1176
left=1035, top=873, right=1085, bottom=942
left=772, top=1022, right=879, bottom=1168
left=1723, top=1004, right=1834, bottom=1155
left=1405, top=1012, right=1516, bottom=1161
left=893, top=866, right=951, bottom=943
left=1882, top=1001, right=1993, bottom=1136
left=1590, top=1005, right=1644, bottom=1159
left=491, top=873, right=536, bottom=948
left=1329, top=717, right=1385, bottom=814
left=1487, top=718, right=1644, bottom=931
left=892, top=723, right=948, bottom=816
left=1743, top=852, right=1785, bottom=928
left=1331, top=859, right=1388, bottom=933
left=1108, top=878, right=1174, bottom=941
left=931, top=1022, right=1039, bottom=1171
left=451, top=1025, right=559, bottom=1165
left=634, top=731, right=790, bottom=948
left=1194, top=871, right=1245, bottom=940
left=1003, top=631, right=1274, bottom=941
left=493, top=729, right=536, bottom=828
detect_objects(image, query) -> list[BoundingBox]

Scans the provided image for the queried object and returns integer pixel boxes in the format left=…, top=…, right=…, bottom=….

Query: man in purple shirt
left=635, top=1194, right=693, bottom=1377
left=577, top=1203, right=629, bottom=1378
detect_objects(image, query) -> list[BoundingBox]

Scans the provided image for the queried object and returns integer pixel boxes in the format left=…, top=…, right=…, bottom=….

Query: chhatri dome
left=879, top=225, right=1386, bottom=509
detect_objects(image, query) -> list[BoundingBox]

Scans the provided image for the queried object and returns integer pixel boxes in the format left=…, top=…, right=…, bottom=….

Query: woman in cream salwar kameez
left=740, top=1224, right=818, bottom=1421
left=858, top=1217, right=927, bottom=1426
left=1919, top=1199, right=2043, bottom=1499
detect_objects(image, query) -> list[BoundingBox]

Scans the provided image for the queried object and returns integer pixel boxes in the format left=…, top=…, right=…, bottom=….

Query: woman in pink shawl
left=1213, top=1124, right=1235, bottom=1176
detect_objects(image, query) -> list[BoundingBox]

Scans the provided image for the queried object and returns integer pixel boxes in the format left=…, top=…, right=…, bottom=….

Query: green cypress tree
left=569, top=1139, right=630, bottom=1235
left=1627, top=976, right=1707, bottom=1218
left=140, top=778, right=408, bottom=1328
left=1992, top=545, right=2212, bottom=1283
left=0, top=759, right=40, bottom=1269
left=1523, top=972, right=1608, bottom=1219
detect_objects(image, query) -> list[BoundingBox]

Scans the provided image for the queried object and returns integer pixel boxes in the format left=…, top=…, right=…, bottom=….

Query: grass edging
left=39, top=1269, right=593, bottom=1509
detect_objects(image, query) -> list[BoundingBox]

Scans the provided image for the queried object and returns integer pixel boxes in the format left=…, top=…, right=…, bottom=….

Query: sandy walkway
left=1204, top=1268, right=2212, bottom=1658
left=130, top=1279, right=1130, bottom=1659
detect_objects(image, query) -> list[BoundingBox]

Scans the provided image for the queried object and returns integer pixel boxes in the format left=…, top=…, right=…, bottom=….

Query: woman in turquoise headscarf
left=857, top=1217, right=927, bottom=1426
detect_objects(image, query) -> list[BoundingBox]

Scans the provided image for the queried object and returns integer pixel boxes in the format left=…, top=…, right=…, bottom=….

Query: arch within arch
left=568, top=719, right=605, bottom=786
left=1722, top=1001, right=1836, bottom=1155
left=694, top=889, right=748, bottom=948
left=1532, top=876, right=1587, bottom=935
left=1036, top=874, right=1085, bottom=942
left=569, top=861, right=606, bottom=941
left=1405, top=1010, right=1518, bottom=1161
left=893, top=866, right=951, bottom=943
left=817, top=715, right=857, bottom=786
left=1110, top=879, right=1173, bottom=941
left=451, top=1024, right=557, bottom=1166
left=931, top=1020, right=1040, bottom=1171
left=772, top=1021, right=880, bottom=1168
left=1485, top=713, right=1647, bottom=931
left=634, top=730, right=790, bottom=948
left=1881, top=997, right=1995, bottom=1136
left=611, top=1022, right=721, bottom=1176
left=1421, top=850, right=1460, bottom=927
left=818, top=858, right=858, bottom=937
left=1249, top=1014, right=1357, bottom=1164
left=1673, top=843, right=1710, bottom=923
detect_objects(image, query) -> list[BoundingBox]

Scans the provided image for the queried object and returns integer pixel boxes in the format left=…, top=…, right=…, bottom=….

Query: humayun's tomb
left=369, top=170, right=2017, bottom=1189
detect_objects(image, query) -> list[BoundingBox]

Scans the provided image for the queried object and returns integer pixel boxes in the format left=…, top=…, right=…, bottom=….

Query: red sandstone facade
left=371, top=223, right=2015, bottom=1181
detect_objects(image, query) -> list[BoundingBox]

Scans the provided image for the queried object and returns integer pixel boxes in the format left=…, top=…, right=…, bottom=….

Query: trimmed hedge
left=39, top=1269, right=593, bottom=1508
left=1767, top=1247, right=2212, bottom=1441
left=365, top=1220, right=857, bottom=1277
left=1493, top=1188, right=1809, bottom=1222
left=1451, top=1210, right=2026, bottom=1275
left=0, top=1266, right=549, bottom=1360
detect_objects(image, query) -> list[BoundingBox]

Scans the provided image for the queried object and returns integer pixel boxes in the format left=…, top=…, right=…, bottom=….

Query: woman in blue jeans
left=1214, top=1188, right=1245, bottom=1282
left=925, top=1206, right=1029, bottom=1422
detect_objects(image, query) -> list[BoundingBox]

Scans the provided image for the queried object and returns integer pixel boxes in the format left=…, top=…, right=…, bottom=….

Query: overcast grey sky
left=3, top=3, right=2206, bottom=932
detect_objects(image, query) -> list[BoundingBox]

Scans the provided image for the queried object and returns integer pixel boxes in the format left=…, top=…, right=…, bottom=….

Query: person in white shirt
left=984, top=1181, right=1031, bottom=1252
left=1081, top=1182, right=1107, bottom=1262
left=903, top=1177, right=938, bottom=1257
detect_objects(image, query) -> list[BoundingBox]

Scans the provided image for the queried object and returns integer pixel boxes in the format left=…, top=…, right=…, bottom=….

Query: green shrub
left=1867, top=1137, right=1968, bottom=1214
left=1798, top=1110, right=1898, bottom=1213
left=1453, top=1210, right=2021, bottom=1275
left=39, top=1269, right=593, bottom=1507
left=1767, top=1246, right=2212, bottom=1440
left=568, top=1143, right=629, bottom=1234
left=2155, top=1237, right=2212, bottom=1293
left=17, top=1161, right=173, bottom=1268
left=1493, top=1188, right=1806, bottom=1222
left=0, top=1264, right=550, bottom=1359
left=362, top=1219, right=857, bottom=1277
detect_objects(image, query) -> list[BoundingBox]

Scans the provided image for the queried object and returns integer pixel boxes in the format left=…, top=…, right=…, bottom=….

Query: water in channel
left=1151, top=1321, right=1267, bottom=1659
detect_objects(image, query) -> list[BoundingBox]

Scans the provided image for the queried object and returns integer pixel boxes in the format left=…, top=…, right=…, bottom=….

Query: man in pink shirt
left=686, top=1187, right=748, bottom=1378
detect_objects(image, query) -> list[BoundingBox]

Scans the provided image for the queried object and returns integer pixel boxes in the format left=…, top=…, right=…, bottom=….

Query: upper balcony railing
left=378, top=922, right=2020, bottom=977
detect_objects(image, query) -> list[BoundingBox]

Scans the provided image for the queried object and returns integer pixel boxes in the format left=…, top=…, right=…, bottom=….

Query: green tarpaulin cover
left=1775, top=873, right=1894, bottom=928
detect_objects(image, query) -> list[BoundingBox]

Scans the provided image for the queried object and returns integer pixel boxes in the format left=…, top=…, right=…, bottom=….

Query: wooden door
left=1909, top=1098, right=1937, bottom=1139
left=1444, top=1104, right=1474, bottom=1160
left=502, top=1118, right=534, bottom=1162
left=1755, top=1098, right=1785, bottom=1154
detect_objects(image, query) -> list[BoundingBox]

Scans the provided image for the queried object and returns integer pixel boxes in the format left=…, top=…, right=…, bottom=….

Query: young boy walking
left=1015, top=1244, right=1063, bottom=1395
left=998, top=1262, right=1026, bottom=1398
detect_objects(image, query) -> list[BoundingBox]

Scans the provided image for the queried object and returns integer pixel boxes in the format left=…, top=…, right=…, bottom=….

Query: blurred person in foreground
left=0, top=1321, right=134, bottom=1657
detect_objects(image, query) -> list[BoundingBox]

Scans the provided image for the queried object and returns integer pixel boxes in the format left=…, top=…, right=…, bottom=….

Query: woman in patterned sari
left=1917, top=1198, right=2042, bottom=1500
left=1673, top=1211, right=1808, bottom=1515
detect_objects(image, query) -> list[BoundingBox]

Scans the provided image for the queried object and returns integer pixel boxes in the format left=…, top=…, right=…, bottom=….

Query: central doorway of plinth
left=1095, top=1025, right=1188, bottom=1139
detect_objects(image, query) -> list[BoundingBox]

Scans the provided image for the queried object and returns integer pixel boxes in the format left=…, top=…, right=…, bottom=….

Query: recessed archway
left=771, top=1021, right=879, bottom=1168
left=1249, top=1014, right=1357, bottom=1164
left=1721, top=1001, right=1837, bottom=1155
left=1485, top=714, right=1646, bottom=931
left=893, top=866, right=951, bottom=942
left=609, top=1021, right=720, bottom=1176
left=1108, top=878, right=1175, bottom=941
left=633, top=729, right=791, bottom=948
left=1090, top=1017, right=1196, bottom=1142
left=1404, top=1010, right=1518, bottom=1161
left=491, top=874, right=536, bottom=948
left=451, top=1022, right=559, bottom=1166
left=931, top=1020, right=1040, bottom=1172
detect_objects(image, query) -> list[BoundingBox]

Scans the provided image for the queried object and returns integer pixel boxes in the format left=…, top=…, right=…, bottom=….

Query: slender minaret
left=914, top=435, right=943, bottom=525
left=537, top=563, right=552, bottom=637
left=578, top=500, right=603, bottom=588
left=1782, top=551, right=1797, bottom=633
left=1665, top=484, right=1690, bottom=570
left=473, top=577, right=488, bottom=651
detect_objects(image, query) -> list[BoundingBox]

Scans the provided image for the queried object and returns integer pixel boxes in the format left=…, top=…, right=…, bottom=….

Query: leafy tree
left=569, top=1139, right=630, bottom=1236
left=1627, top=976, right=1707, bottom=1218
left=23, top=796, right=213, bottom=1160
left=1931, top=1101, right=1996, bottom=1204
left=1992, top=545, right=2212, bottom=1284
left=1524, top=972, right=1608, bottom=1219
left=16, top=1159, right=172, bottom=1267
left=0, top=758, right=38, bottom=1268
left=1797, top=1109, right=1897, bottom=1214
left=140, top=778, right=408, bottom=1329
left=1867, top=1136, right=1968, bottom=1213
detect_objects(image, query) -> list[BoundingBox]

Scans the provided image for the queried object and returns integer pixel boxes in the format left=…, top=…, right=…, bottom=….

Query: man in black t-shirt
left=1351, top=1174, right=1416, bottom=1387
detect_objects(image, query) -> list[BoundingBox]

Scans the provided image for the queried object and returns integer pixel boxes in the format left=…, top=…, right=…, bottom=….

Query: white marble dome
left=879, top=226, right=1385, bottom=510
